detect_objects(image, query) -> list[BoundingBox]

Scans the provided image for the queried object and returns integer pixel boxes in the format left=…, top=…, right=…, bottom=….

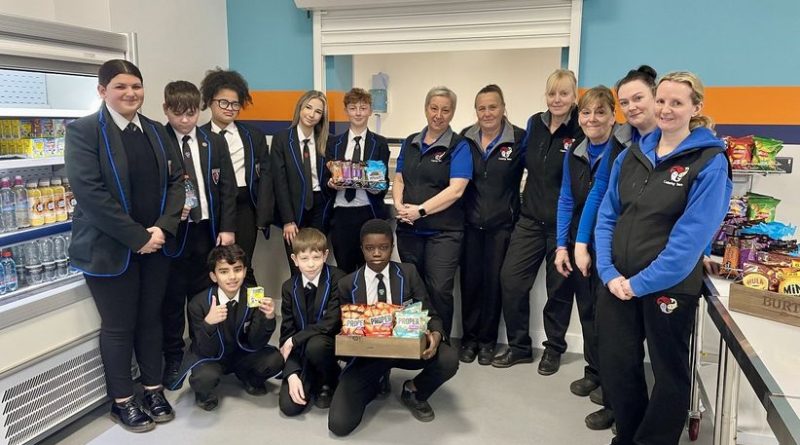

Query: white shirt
left=334, top=129, right=370, bottom=208
left=107, top=107, right=142, bottom=132
left=296, top=126, right=321, bottom=191
left=217, top=288, right=240, bottom=307
left=302, top=272, right=321, bottom=290
left=212, top=121, right=247, bottom=187
left=174, top=128, right=209, bottom=221
left=364, top=264, right=392, bottom=305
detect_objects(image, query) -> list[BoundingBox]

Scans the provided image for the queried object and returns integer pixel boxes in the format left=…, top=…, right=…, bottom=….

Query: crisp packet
left=328, top=160, right=344, bottom=184
left=392, top=302, right=430, bottom=338
left=364, top=302, right=402, bottom=337
left=746, top=193, right=781, bottom=222
left=341, top=304, right=368, bottom=335
left=725, top=136, right=753, bottom=169
left=365, top=160, right=388, bottom=190
left=246, top=286, right=265, bottom=308
left=752, top=136, right=783, bottom=170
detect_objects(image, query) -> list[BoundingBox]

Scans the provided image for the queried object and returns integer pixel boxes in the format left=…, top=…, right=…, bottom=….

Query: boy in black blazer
left=171, top=245, right=284, bottom=411
left=199, top=69, right=274, bottom=285
left=327, top=219, right=459, bottom=436
left=324, top=88, right=391, bottom=273
left=161, top=81, right=238, bottom=388
left=278, top=228, right=345, bottom=415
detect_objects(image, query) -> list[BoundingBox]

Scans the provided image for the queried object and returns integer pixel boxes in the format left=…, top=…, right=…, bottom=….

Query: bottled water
left=54, top=236, right=69, bottom=277
left=0, top=177, right=17, bottom=232
left=25, top=241, right=44, bottom=285
left=12, top=176, right=29, bottom=228
left=40, top=238, right=57, bottom=282
left=10, top=245, right=25, bottom=287
left=1, top=250, right=18, bottom=292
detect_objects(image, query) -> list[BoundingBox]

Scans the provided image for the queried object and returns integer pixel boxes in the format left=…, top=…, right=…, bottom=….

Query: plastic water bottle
left=12, top=176, right=29, bottom=228
left=54, top=236, right=69, bottom=277
left=40, top=238, right=56, bottom=282
left=0, top=177, right=17, bottom=232
left=24, top=242, right=43, bottom=285
left=184, top=176, right=199, bottom=209
left=1, top=250, right=18, bottom=292
left=0, top=256, right=6, bottom=295
left=10, top=245, right=25, bottom=288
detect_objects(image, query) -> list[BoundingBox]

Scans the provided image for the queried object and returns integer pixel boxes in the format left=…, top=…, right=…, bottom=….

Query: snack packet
left=778, top=271, right=800, bottom=295
left=725, top=136, right=753, bottom=169
left=341, top=304, right=368, bottom=335
left=364, top=302, right=402, bottom=337
left=746, top=193, right=780, bottom=222
left=741, top=262, right=775, bottom=290
left=328, top=160, right=344, bottom=185
left=721, top=237, right=740, bottom=278
left=392, top=302, right=430, bottom=338
left=751, top=136, right=783, bottom=170
left=246, top=286, right=266, bottom=308
left=728, top=196, right=748, bottom=217
left=365, top=160, right=388, bottom=190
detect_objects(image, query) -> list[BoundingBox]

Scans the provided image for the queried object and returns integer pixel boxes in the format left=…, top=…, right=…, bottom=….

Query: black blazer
left=163, top=125, right=237, bottom=256
left=323, top=129, right=390, bottom=227
left=271, top=126, right=331, bottom=226
left=169, top=285, right=278, bottom=389
left=337, top=262, right=445, bottom=338
left=199, top=121, right=274, bottom=228
left=65, top=104, right=184, bottom=276
left=279, top=264, right=345, bottom=377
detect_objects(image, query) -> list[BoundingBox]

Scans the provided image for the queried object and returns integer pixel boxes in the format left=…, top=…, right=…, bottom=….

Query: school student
left=324, top=88, right=390, bottom=273
left=594, top=72, right=732, bottom=445
left=171, top=245, right=284, bottom=411
left=328, top=219, right=459, bottom=436
left=199, top=69, right=274, bottom=284
left=271, top=90, right=331, bottom=274
left=65, top=59, right=184, bottom=432
left=160, top=80, right=238, bottom=388
left=278, top=228, right=346, bottom=415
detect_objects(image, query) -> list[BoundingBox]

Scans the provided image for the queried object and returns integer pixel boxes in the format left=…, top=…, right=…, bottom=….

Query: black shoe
left=537, top=350, right=561, bottom=376
left=570, top=377, right=599, bottom=396
left=585, top=407, right=615, bottom=430
left=195, top=392, right=219, bottom=411
left=314, top=385, right=333, bottom=409
left=110, top=398, right=155, bottom=433
left=400, top=381, right=434, bottom=422
left=589, top=386, right=604, bottom=406
left=244, top=380, right=268, bottom=396
left=377, top=370, right=391, bottom=398
left=477, top=347, right=494, bottom=366
left=458, top=343, right=478, bottom=363
left=491, top=349, right=534, bottom=368
left=162, top=360, right=182, bottom=390
left=142, top=388, right=175, bottom=423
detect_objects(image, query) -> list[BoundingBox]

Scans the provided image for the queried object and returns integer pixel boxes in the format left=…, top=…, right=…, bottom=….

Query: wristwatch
left=418, top=206, right=427, bottom=218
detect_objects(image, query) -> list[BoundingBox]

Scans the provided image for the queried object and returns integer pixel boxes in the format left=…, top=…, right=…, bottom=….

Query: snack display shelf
left=732, top=168, right=786, bottom=176
left=0, top=220, right=71, bottom=246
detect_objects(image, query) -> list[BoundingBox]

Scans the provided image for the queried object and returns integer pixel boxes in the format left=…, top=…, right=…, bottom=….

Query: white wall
left=353, top=48, right=561, bottom=138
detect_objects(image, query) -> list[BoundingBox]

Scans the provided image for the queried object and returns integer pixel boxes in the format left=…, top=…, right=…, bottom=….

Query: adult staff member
left=325, top=88, right=390, bottom=273
left=494, top=69, right=584, bottom=373
left=200, top=69, right=274, bottom=285
left=272, top=90, right=331, bottom=274
left=66, top=59, right=184, bottom=432
left=594, top=71, right=732, bottom=445
left=553, top=86, right=619, bottom=431
left=458, top=85, right=525, bottom=364
left=392, top=86, right=473, bottom=336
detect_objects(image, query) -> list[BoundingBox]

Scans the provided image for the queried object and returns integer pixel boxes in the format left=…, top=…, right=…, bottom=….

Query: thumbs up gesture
left=204, top=295, right=228, bottom=325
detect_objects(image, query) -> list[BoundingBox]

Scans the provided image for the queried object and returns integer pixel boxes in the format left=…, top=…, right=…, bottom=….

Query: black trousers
left=396, top=230, right=463, bottom=336
left=329, top=205, right=374, bottom=273
left=235, top=186, right=258, bottom=286
left=500, top=216, right=574, bottom=355
left=569, top=250, right=600, bottom=383
left=328, top=343, right=459, bottom=436
left=460, top=225, right=511, bottom=349
left=279, top=335, right=340, bottom=416
left=189, top=347, right=283, bottom=394
left=282, top=191, right=325, bottom=276
left=84, top=253, right=171, bottom=399
left=596, top=286, right=698, bottom=445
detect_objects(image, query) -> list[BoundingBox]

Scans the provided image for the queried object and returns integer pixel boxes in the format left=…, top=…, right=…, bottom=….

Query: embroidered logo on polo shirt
left=431, top=151, right=447, bottom=163
left=656, top=296, right=678, bottom=314
left=561, top=138, right=575, bottom=152
left=499, top=146, right=513, bottom=161
left=211, top=168, right=220, bottom=185
left=663, top=165, right=690, bottom=187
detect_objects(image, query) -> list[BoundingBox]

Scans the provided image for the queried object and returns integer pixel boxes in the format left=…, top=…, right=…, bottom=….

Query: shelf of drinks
left=0, top=108, right=92, bottom=119
left=0, top=156, right=64, bottom=170
left=0, top=272, right=83, bottom=307
left=0, top=221, right=71, bottom=247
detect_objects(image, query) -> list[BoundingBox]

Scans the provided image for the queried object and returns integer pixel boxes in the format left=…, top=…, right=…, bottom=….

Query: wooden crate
left=728, top=283, right=800, bottom=328
left=335, top=334, right=425, bottom=359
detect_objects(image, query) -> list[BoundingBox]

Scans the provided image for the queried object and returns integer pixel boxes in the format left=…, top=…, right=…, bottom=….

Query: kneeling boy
left=327, top=219, right=459, bottom=436
left=172, top=245, right=283, bottom=410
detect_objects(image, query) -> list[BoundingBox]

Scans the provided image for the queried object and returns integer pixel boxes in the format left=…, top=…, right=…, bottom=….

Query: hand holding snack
left=258, top=297, right=275, bottom=319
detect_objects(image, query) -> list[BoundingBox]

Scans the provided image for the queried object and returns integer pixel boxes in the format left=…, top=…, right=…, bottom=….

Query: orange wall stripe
left=237, top=90, right=349, bottom=123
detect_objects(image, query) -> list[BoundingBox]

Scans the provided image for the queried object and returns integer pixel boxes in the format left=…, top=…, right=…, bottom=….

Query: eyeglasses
left=212, top=99, right=242, bottom=111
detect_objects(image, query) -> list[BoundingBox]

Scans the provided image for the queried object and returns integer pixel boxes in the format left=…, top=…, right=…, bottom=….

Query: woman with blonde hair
left=594, top=71, right=731, bottom=445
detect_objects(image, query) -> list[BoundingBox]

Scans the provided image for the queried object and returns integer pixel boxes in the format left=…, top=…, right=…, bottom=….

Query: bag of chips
left=752, top=136, right=783, bottom=170
left=246, top=286, right=266, bottom=308
left=340, top=304, right=368, bottom=336
left=392, top=302, right=430, bottom=338
left=746, top=193, right=781, bottom=222
left=363, top=302, right=402, bottom=337
left=725, top=136, right=753, bottom=169
left=741, top=262, right=778, bottom=291
left=328, top=160, right=344, bottom=185
left=365, top=160, right=388, bottom=190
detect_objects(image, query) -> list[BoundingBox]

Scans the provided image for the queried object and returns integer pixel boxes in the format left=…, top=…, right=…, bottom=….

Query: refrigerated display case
left=0, top=14, right=136, bottom=445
